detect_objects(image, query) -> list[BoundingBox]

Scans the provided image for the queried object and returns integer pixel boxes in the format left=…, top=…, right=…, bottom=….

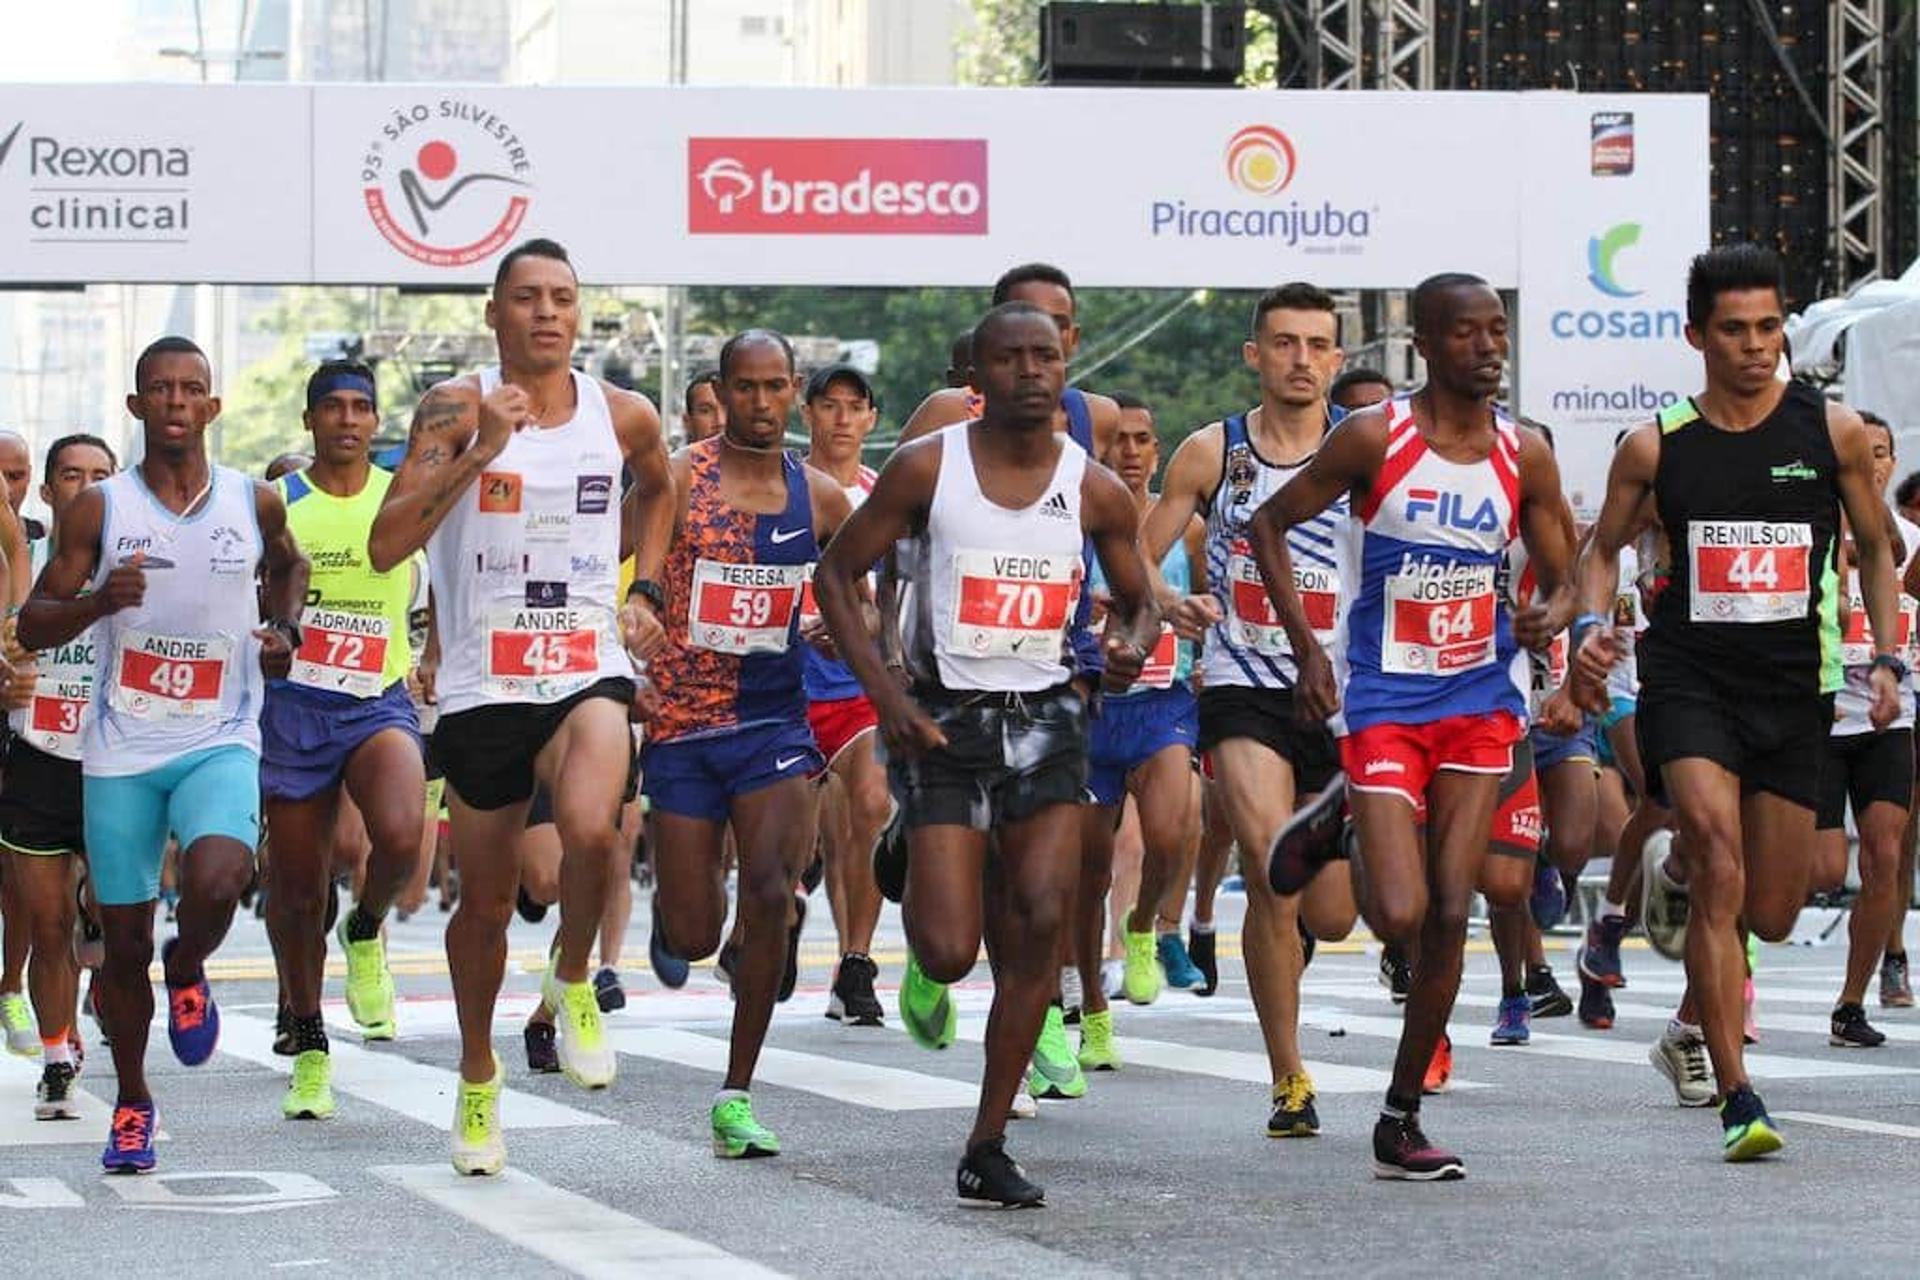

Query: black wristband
left=1871, top=652, right=1910, bottom=683
left=627, top=578, right=665, bottom=611
left=267, top=617, right=303, bottom=650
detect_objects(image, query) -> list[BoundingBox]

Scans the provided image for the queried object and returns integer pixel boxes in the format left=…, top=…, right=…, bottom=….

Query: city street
left=2, top=895, right=1914, bottom=1277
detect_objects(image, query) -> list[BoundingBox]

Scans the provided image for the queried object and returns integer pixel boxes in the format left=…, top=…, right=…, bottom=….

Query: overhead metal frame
left=1829, top=0, right=1887, bottom=293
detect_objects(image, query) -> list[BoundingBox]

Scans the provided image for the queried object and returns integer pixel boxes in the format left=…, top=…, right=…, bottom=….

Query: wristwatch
left=627, top=578, right=665, bottom=612
left=266, top=617, right=303, bottom=651
left=1871, top=652, right=1910, bottom=683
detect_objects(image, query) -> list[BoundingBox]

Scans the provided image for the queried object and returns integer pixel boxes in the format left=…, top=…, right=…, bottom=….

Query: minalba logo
left=361, top=99, right=534, bottom=268
left=1223, top=125, right=1296, bottom=196
left=1586, top=222, right=1644, bottom=299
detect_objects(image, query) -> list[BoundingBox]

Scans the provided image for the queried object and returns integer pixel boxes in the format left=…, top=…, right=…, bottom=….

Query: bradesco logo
left=1551, top=222, right=1683, bottom=341
left=1152, top=125, right=1372, bottom=245
left=687, top=138, right=988, bottom=236
left=360, top=99, right=533, bottom=267
left=0, top=120, right=192, bottom=241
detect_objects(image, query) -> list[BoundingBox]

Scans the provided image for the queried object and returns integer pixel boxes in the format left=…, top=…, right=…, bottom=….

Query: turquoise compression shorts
left=83, top=745, right=261, bottom=906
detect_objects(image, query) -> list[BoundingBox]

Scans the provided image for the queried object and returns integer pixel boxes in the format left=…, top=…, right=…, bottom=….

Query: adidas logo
left=1040, top=491, right=1073, bottom=521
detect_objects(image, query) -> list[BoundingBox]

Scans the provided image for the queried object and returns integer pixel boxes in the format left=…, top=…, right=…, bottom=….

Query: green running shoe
left=899, top=952, right=956, bottom=1051
left=451, top=1054, right=506, bottom=1176
left=1720, top=1085, right=1784, bottom=1163
left=334, top=915, right=397, bottom=1040
left=1028, top=1004, right=1087, bottom=1099
left=1077, top=1007, right=1121, bottom=1071
left=711, top=1094, right=779, bottom=1159
left=1, top=991, right=36, bottom=1056
left=281, top=1049, right=336, bottom=1120
left=1121, top=928, right=1162, bottom=1006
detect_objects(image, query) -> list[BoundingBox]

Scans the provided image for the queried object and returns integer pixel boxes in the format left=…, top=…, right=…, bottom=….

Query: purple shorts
left=261, top=679, right=422, bottom=801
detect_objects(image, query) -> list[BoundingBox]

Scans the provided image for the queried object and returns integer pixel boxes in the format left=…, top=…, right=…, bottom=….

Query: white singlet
left=9, top=537, right=96, bottom=762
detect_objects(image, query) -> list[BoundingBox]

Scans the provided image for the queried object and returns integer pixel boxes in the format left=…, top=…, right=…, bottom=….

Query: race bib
left=797, top=568, right=820, bottom=631
left=483, top=605, right=605, bottom=698
left=289, top=608, right=391, bottom=698
left=1136, top=626, right=1181, bottom=689
left=1225, top=540, right=1337, bottom=654
left=1688, top=521, right=1812, bottom=623
left=1382, top=564, right=1497, bottom=676
left=1841, top=591, right=1918, bottom=669
left=947, top=549, right=1081, bottom=659
left=689, top=559, right=807, bottom=655
left=110, top=631, right=233, bottom=722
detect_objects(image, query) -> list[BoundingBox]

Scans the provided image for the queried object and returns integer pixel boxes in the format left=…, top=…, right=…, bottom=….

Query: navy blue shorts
left=261, top=680, right=423, bottom=802
left=1531, top=718, right=1598, bottom=774
left=1087, top=684, right=1199, bottom=807
left=641, top=718, right=822, bottom=822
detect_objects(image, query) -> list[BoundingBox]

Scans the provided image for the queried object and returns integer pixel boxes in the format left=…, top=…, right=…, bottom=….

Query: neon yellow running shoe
left=1266, top=1070, right=1319, bottom=1138
left=1720, top=1086, right=1784, bottom=1163
left=899, top=951, right=956, bottom=1051
left=1027, top=1004, right=1087, bottom=1099
left=281, top=1049, right=336, bottom=1120
left=451, top=1053, right=506, bottom=1176
left=1, top=991, right=36, bottom=1056
left=1077, top=1007, right=1121, bottom=1071
left=1122, top=928, right=1162, bottom=1006
left=710, top=1093, right=780, bottom=1159
left=541, top=968, right=615, bottom=1089
left=334, top=915, right=396, bottom=1040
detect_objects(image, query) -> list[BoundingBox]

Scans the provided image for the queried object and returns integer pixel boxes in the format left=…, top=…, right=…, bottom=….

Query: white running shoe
left=1649, top=1024, right=1714, bottom=1107
left=1059, top=965, right=1084, bottom=1019
left=1638, top=829, right=1689, bottom=962
left=1008, top=1090, right=1038, bottom=1121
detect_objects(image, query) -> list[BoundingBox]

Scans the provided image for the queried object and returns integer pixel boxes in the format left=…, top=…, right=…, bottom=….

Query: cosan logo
left=687, top=138, right=988, bottom=236
left=1551, top=222, right=1684, bottom=341
left=0, top=121, right=192, bottom=239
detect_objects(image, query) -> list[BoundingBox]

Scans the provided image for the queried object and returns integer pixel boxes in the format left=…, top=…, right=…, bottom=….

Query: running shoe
left=515, top=886, right=549, bottom=924
left=451, top=1055, right=505, bottom=1177
left=281, top=1049, right=336, bottom=1120
left=34, top=1061, right=80, bottom=1121
left=648, top=902, right=689, bottom=990
left=1298, top=916, right=1317, bottom=969
left=1577, top=913, right=1630, bottom=988
left=872, top=807, right=908, bottom=904
left=1158, top=932, right=1203, bottom=989
left=83, top=979, right=109, bottom=1047
left=1577, top=972, right=1616, bottom=1029
left=1526, top=965, right=1574, bottom=1018
left=101, top=1101, right=157, bottom=1174
left=716, top=938, right=740, bottom=990
left=1372, top=1112, right=1464, bottom=1181
left=1743, top=976, right=1760, bottom=1045
left=1099, top=958, right=1124, bottom=1001
left=778, top=894, right=807, bottom=1003
left=1008, top=1090, right=1038, bottom=1121
left=1060, top=966, right=1084, bottom=1026
left=1, top=992, right=36, bottom=1056
left=1719, top=1085, right=1783, bottom=1163
left=524, top=1021, right=559, bottom=1074
left=1881, top=952, right=1915, bottom=1008
left=160, top=938, right=219, bottom=1067
left=957, top=1136, right=1044, bottom=1207
left=1380, top=945, right=1412, bottom=1005
left=826, top=952, right=885, bottom=1027
left=593, top=966, right=627, bottom=1013
left=898, top=951, right=956, bottom=1050
left=1638, top=829, right=1688, bottom=962
left=800, top=848, right=825, bottom=896
left=1421, top=1033, right=1453, bottom=1095
left=541, top=968, right=615, bottom=1089
left=1027, top=1005, right=1088, bottom=1100
left=1529, top=858, right=1568, bottom=931
left=1189, top=926, right=1219, bottom=997
left=335, top=915, right=397, bottom=1040
left=1649, top=1024, right=1714, bottom=1107
left=1266, top=1071, right=1319, bottom=1138
left=1267, top=772, right=1348, bottom=896
left=710, top=1094, right=780, bottom=1159
left=272, top=1003, right=296, bottom=1057
left=1490, top=994, right=1531, bottom=1046
left=1830, top=1002, right=1887, bottom=1048
left=1076, top=1008, right=1120, bottom=1072
left=1121, top=928, right=1162, bottom=1005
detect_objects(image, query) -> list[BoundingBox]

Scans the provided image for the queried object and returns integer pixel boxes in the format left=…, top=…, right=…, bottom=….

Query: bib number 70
left=992, top=582, right=1049, bottom=628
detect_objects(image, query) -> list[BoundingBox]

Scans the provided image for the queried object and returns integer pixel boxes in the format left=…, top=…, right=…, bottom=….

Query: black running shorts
left=0, top=739, right=84, bottom=856
left=1635, top=676, right=1833, bottom=811
left=1197, top=685, right=1339, bottom=795
left=432, top=677, right=635, bottom=812
left=887, top=685, right=1087, bottom=829
left=1816, top=728, right=1915, bottom=831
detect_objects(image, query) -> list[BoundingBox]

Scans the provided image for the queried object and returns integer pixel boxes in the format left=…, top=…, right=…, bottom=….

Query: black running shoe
left=34, top=1060, right=80, bottom=1121
left=648, top=903, right=690, bottom=990
left=800, top=847, right=825, bottom=896
left=1297, top=916, right=1317, bottom=970
left=593, top=967, right=627, bottom=1013
left=1189, top=927, right=1218, bottom=997
left=524, top=1021, right=560, bottom=1073
left=716, top=938, right=740, bottom=990
left=957, top=1136, right=1045, bottom=1207
left=1577, top=970, right=1616, bottom=1029
left=873, top=807, right=908, bottom=904
left=1830, top=1002, right=1887, bottom=1048
left=516, top=886, right=550, bottom=924
left=1379, top=945, right=1412, bottom=1004
left=827, top=953, right=885, bottom=1026
left=1526, top=965, right=1574, bottom=1019
left=272, top=1003, right=297, bottom=1057
left=1372, top=1113, right=1465, bottom=1181
left=778, top=895, right=808, bottom=1003
left=1267, top=772, right=1348, bottom=896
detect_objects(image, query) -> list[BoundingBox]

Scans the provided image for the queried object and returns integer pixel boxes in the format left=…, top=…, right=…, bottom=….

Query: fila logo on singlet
left=1404, top=487, right=1501, bottom=533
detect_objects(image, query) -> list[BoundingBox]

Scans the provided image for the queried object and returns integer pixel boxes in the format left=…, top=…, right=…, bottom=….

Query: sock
left=1191, top=920, right=1215, bottom=936
left=344, top=903, right=383, bottom=943
left=1600, top=898, right=1627, bottom=920
left=1382, top=1091, right=1418, bottom=1121
left=714, top=1087, right=749, bottom=1106
left=1666, top=1016, right=1701, bottom=1040
left=1888, top=950, right=1907, bottom=963
left=1502, top=979, right=1525, bottom=1000
left=42, top=1034, right=72, bottom=1065
left=292, top=1013, right=329, bottom=1054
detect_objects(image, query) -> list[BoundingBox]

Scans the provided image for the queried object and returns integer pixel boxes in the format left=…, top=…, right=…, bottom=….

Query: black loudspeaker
left=1039, top=2, right=1245, bottom=86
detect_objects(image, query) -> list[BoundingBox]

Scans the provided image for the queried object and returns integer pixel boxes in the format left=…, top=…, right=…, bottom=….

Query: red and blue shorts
left=1340, top=710, right=1524, bottom=809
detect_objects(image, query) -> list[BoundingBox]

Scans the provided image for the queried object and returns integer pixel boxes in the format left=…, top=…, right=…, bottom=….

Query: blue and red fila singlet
left=1334, top=396, right=1526, bottom=733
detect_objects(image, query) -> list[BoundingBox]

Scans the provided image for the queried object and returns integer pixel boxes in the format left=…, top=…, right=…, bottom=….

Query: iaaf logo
left=360, top=99, right=533, bottom=268
left=688, top=138, right=988, bottom=236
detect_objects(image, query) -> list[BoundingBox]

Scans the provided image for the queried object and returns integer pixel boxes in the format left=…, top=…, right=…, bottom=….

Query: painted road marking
left=611, top=1027, right=979, bottom=1110
left=1772, top=1110, right=1920, bottom=1140
left=0, top=1050, right=124, bottom=1147
left=1445, top=988, right=1920, bottom=1044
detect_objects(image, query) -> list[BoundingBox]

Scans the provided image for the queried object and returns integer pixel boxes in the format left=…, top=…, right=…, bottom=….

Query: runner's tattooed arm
left=1082, top=460, right=1160, bottom=693
left=368, top=376, right=495, bottom=573
left=253, top=480, right=310, bottom=680
left=1571, top=423, right=1659, bottom=702
left=17, top=486, right=114, bottom=651
left=1831, top=401, right=1904, bottom=728
left=1511, top=426, right=1580, bottom=651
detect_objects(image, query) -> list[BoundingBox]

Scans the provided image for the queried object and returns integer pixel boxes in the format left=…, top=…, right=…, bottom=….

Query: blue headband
left=308, top=371, right=376, bottom=410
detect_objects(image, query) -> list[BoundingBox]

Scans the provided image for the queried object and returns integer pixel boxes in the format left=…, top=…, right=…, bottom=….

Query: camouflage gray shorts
left=884, top=685, right=1088, bottom=829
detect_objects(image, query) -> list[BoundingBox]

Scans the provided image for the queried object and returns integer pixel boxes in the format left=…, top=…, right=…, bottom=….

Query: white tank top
left=428, top=367, right=629, bottom=715
left=81, top=465, right=265, bottom=776
left=9, top=537, right=97, bottom=762
left=904, top=424, right=1087, bottom=693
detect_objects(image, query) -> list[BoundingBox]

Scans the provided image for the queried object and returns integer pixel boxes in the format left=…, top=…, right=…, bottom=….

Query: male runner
left=643, top=330, right=853, bottom=1157
left=684, top=370, right=726, bottom=444
left=21, top=336, right=307, bottom=1173
left=368, top=238, right=673, bottom=1176
left=0, top=433, right=114, bottom=1117
left=817, top=301, right=1156, bottom=1206
left=1329, top=369, right=1395, bottom=416
left=260, top=359, right=427, bottom=1121
left=1254, top=274, right=1578, bottom=1179
left=1573, top=244, right=1903, bottom=1162
left=1141, top=282, right=1359, bottom=1138
left=799, top=362, right=890, bottom=1026
left=0, top=432, right=41, bottom=1054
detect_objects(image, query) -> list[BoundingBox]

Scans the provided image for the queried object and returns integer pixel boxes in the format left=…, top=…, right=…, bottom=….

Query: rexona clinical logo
left=1550, top=222, right=1683, bottom=341
left=360, top=99, right=532, bottom=267
left=0, top=120, right=192, bottom=241
left=687, top=139, right=988, bottom=235
left=1152, top=125, right=1371, bottom=247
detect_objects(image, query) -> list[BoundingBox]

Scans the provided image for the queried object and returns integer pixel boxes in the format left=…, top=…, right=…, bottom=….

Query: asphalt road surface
left=3, top=894, right=1915, bottom=1277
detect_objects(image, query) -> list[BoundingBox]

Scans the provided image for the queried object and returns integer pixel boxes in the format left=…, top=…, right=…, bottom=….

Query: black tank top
left=1639, top=379, right=1841, bottom=697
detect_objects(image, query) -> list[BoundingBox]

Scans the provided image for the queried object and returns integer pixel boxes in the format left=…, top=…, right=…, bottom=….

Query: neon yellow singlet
left=277, top=466, right=414, bottom=693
